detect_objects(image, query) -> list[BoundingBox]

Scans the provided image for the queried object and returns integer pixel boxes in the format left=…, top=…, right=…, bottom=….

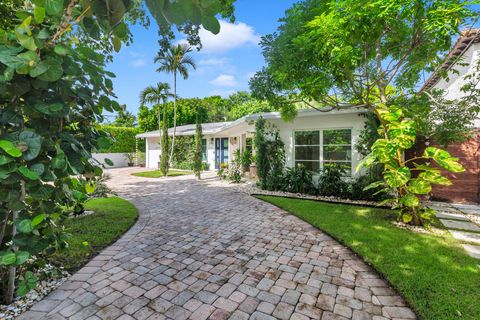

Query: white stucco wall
left=92, top=153, right=129, bottom=168
left=432, top=42, right=480, bottom=127
left=142, top=110, right=367, bottom=173
left=267, top=112, right=366, bottom=176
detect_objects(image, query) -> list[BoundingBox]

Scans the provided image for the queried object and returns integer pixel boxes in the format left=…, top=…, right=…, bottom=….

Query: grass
left=51, top=197, right=138, bottom=271
left=131, top=169, right=193, bottom=178
left=257, top=195, right=480, bottom=320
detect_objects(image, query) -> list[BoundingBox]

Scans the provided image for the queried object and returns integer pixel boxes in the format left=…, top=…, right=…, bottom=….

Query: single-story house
left=136, top=108, right=368, bottom=176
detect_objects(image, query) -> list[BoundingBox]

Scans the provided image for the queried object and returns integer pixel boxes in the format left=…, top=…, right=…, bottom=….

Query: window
left=294, top=129, right=352, bottom=174
left=201, top=139, right=207, bottom=162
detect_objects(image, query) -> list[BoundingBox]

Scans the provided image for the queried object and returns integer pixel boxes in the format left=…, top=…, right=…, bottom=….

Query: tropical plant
left=251, top=0, right=475, bottom=225
left=358, top=104, right=464, bottom=225
left=193, top=109, right=203, bottom=179
left=112, top=104, right=136, bottom=127
left=139, top=82, right=172, bottom=176
left=317, top=164, right=349, bottom=198
left=254, top=118, right=269, bottom=188
left=0, top=0, right=234, bottom=303
left=233, top=148, right=252, bottom=174
left=283, top=164, right=315, bottom=194
left=154, top=44, right=196, bottom=166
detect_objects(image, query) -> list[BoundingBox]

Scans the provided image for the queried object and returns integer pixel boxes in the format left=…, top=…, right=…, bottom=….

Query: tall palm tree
left=154, top=43, right=196, bottom=165
left=139, top=82, right=172, bottom=175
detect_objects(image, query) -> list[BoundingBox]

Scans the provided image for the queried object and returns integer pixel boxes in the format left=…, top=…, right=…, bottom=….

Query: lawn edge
left=59, top=196, right=140, bottom=273
left=254, top=194, right=421, bottom=319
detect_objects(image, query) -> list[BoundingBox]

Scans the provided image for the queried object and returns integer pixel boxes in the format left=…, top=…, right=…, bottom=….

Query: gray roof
left=136, top=121, right=232, bottom=138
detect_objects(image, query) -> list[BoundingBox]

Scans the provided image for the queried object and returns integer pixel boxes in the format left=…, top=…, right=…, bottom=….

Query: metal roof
left=136, top=121, right=232, bottom=138
left=135, top=108, right=366, bottom=139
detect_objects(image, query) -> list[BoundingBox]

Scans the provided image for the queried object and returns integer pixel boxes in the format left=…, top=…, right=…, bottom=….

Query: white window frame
left=293, top=127, right=353, bottom=175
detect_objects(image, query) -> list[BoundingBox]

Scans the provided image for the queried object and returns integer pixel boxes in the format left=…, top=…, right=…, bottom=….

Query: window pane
left=201, top=139, right=207, bottom=162
left=295, top=131, right=319, bottom=145
left=323, top=161, right=352, bottom=174
left=324, top=129, right=351, bottom=145
left=295, top=146, right=320, bottom=160
left=295, top=161, right=320, bottom=172
left=324, top=146, right=351, bottom=161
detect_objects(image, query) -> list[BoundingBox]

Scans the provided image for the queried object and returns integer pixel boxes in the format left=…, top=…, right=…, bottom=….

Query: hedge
left=99, top=126, right=145, bottom=153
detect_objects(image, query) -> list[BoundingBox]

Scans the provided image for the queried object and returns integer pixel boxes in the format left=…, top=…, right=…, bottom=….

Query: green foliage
left=254, top=118, right=285, bottom=190
left=358, top=104, right=464, bottom=225
left=283, top=164, right=315, bottom=194
left=111, top=105, right=136, bottom=127
left=258, top=195, right=480, bottom=320
left=317, top=164, right=349, bottom=197
left=99, top=126, right=144, bottom=153
left=192, top=108, right=204, bottom=179
left=50, top=197, right=138, bottom=270
left=0, top=0, right=233, bottom=303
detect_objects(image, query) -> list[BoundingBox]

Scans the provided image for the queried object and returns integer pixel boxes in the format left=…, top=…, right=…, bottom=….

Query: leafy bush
left=228, top=162, right=242, bottom=183
left=317, top=165, right=349, bottom=197
left=283, top=164, right=315, bottom=194
left=217, top=163, right=228, bottom=180
left=348, top=166, right=387, bottom=201
left=99, top=126, right=145, bottom=153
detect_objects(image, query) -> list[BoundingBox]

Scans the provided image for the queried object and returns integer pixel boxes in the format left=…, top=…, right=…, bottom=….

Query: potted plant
left=125, top=153, right=135, bottom=167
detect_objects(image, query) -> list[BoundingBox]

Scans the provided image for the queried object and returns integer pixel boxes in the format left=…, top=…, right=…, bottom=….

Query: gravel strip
left=0, top=265, right=69, bottom=320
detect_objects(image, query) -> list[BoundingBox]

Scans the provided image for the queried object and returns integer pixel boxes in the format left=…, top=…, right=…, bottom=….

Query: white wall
left=145, top=137, right=161, bottom=169
left=92, top=153, right=129, bottom=168
left=432, top=43, right=480, bottom=127
left=268, top=112, right=366, bottom=176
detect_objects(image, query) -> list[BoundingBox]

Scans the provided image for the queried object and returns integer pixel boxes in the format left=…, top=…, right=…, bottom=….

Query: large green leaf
left=17, top=219, right=33, bottom=233
left=400, top=194, right=419, bottom=208
left=38, top=58, right=63, bottom=82
left=424, top=147, right=464, bottom=173
left=31, top=213, right=46, bottom=227
left=388, top=120, right=416, bottom=149
left=0, top=140, right=22, bottom=157
left=15, top=251, right=30, bottom=265
left=0, top=155, right=13, bottom=165
left=371, top=139, right=397, bottom=163
left=0, top=252, right=16, bottom=265
left=19, top=165, right=40, bottom=180
left=19, top=131, right=42, bottom=161
left=45, top=0, right=64, bottom=15
left=202, top=15, right=221, bottom=34
left=34, top=6, right=46, bottom=23
left=407, top=178, right=432, bottom=194
left=28, top=184, right=54, bottom=199
left=384, top=166, right=410, bottom=188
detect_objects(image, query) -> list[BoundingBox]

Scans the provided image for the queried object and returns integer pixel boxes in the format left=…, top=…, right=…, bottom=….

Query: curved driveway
left=21, top=168, right=415, bottom=320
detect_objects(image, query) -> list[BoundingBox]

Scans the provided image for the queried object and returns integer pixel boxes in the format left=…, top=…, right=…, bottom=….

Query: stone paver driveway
left=21, top=168, right=415, bottom=320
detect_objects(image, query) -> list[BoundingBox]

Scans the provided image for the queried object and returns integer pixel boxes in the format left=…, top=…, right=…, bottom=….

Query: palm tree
left=139, top=82, right=172, bottom=175
left=154, top=43, right=196, bottom=165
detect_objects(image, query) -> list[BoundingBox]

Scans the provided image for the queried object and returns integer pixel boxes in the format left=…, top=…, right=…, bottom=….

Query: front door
left=215, top=138, right=229, bottom=169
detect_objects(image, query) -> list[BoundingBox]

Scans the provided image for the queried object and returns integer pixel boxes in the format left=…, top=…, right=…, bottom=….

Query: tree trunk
left=0, top=210, right=9, bottom=246
left=5, top=181, right=24, bottom=304
left=168, top=72, right=177, bottom=166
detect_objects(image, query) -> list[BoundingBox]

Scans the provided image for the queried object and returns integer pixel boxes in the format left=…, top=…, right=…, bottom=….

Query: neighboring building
left=415, top=29, right=480, bottom=203
left=136, top=108, right=367, bottom=176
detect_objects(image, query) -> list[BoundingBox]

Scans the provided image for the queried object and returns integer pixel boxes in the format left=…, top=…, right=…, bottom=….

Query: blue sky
left=107, top=0, right=298, bottom=116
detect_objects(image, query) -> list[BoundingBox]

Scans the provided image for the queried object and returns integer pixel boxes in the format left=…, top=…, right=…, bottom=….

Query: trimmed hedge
left=99, top=126, right=145, bottom=153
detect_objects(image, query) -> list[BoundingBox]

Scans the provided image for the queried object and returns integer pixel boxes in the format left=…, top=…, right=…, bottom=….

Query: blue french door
left=215, top=138, right=229, bottom=169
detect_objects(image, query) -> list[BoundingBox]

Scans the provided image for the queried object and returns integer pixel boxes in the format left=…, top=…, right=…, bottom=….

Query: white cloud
left=199, top=57, right=230, bottom=66
left=210, top=74, right=238, bottom=87
left=131, top=59, right=147, bottom=67
left=209, top=89, right=236, bottom=97
left=180, top=20, right=260, bottom=53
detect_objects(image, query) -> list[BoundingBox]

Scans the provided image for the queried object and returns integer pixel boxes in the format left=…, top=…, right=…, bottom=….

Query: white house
left=417, top=28, right=480, bottom=203
left=136, top=108, right=367, bottom=176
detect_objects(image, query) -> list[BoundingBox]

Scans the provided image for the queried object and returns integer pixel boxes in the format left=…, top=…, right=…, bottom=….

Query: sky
left=107, top=0, right=298, bottom=117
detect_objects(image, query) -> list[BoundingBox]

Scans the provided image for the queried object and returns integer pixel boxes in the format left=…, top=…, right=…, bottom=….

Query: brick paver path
left=21, top=168, right=416, bottom=320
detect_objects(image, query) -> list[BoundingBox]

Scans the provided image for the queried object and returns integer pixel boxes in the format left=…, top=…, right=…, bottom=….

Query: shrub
left=283, top=164, right=315, bottom=194
left=317, top=165, right=349, bottom=197
left=100, top=126, right=145, bottom=153
left=348, top=166, right=387, bottom=201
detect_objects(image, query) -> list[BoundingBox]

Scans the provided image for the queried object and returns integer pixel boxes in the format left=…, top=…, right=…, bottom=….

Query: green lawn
left=51, top=197, right=138, bottom=271
left=131, top=169, right=193, bottom=178
left=257, top=195, right=480, bottom=320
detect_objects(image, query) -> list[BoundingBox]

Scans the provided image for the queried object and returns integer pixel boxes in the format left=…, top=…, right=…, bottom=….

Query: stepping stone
left=460, top=208, right=480, bottom=216
left=450, top=230, right=480, bottom=244
left=439, top=219, right=480, bottom=232
left=429, top=205, right=459, bottom=213
left=451, top=203, right=480, bottom=211
left=462, top=244, right=480, bottom=259
left=436, top=212, right=469, bottom=221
